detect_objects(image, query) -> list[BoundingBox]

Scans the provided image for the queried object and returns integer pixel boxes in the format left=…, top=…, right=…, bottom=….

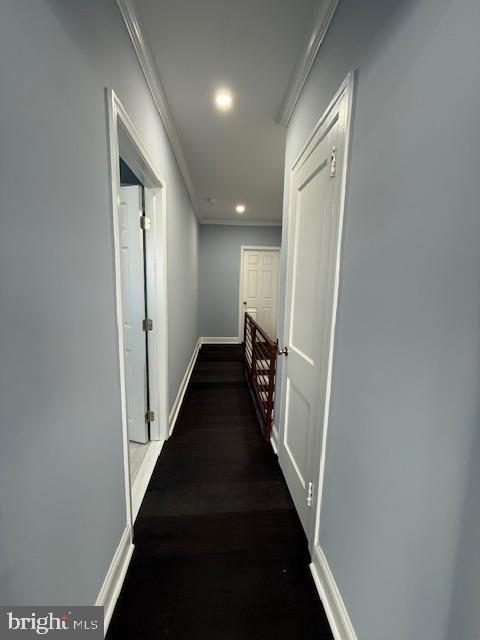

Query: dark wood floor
left=107, top=344, right=333, bottom=639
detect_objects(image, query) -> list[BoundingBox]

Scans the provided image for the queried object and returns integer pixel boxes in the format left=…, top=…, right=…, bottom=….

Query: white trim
left=130, top=440, right=163, bottom=522
left=168, top=338, right=202, bottom=436
left=201, top=336, right=241, bottom=345
left=276, top=0, right=340, bottom=126
left=271, top=422, right=279, bottom=455
left=106, top=88, right=169, bottom=533
left=238, top=245, right=281, bottom=251
left=200, top=218, right=282, bottom=227
left=310, top=545, right=358, bottom=640
left=310, top=71, right=355, bottom=547
left=116, top=0, right=197, bottom=215
left=107, top=91, right=134, bottom=531
left=238, top=245, right=281, bottom=341
left=292, top=72, right=353, bottom=172
left=96, top=526, right=134, bottom=635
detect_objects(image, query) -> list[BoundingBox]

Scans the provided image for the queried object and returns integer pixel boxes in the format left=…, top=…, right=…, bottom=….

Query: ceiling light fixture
left=206, top=196, right=218, bottom=204
left=235, top=204, right=246, bottom=214
left=214, top=89, right=233, bottom=111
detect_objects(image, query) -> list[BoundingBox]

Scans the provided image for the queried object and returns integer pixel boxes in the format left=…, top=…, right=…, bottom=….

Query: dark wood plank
left=107, top=344, right=333, bottom=640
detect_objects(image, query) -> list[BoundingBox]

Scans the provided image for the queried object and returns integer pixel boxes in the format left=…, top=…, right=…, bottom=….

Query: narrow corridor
left=107, top=344, right=332, bottom=639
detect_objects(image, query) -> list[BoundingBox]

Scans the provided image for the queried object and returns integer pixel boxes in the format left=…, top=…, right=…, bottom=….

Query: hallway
left=107, top=344, right=332, bottom=639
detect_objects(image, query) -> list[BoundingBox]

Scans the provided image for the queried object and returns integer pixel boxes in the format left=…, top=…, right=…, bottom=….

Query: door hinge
left=145, top=410, right=155, bottom=423
left=143, top=318, right=153, bottom=331
left=330, top=146, right=337, bottom=178
left=278, top=346, right=289, bottom=357
left=140, top=215, right=151, bottom=230
left=306, top=481, right=314, bottom=507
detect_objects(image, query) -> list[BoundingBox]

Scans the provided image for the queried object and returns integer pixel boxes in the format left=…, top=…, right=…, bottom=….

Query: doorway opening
left=107, top=90, right=169, bottom=526
left=118, top=159, right=150, bottom=483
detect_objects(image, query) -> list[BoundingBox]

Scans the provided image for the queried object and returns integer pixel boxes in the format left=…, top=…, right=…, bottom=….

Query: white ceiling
left=135, top=0, right=318, bottom=224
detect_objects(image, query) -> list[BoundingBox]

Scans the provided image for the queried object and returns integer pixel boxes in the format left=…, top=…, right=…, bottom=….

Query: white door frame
left=106, top=89, right=169, bottom=532
left=238, top=245, right=281, bottom=341
left=278, top=72, right=355, bottom=551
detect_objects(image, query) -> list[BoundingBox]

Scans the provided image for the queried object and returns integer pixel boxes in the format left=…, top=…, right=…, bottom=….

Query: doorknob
left=278, top=346, right=289, bottom=356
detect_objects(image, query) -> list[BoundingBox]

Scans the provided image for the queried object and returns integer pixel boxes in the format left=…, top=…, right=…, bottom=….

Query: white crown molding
left=276, top=0, right=340, bottom=127
left=201, top=218, right=282, bottom=227
left=116, top=0, right=198, bottom=216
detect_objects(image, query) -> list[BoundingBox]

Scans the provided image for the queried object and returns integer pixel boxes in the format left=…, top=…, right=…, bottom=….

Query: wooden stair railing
left=242, top=313, right=277, bottom=441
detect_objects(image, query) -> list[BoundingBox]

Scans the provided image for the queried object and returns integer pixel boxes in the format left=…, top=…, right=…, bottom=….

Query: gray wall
left=199, top=225, right=282, bottom=338
left=447, top=418, right=480, bottom=640
left=276, top=0, right=480, bottom=639
left=0, top=0, right=199, bottom=605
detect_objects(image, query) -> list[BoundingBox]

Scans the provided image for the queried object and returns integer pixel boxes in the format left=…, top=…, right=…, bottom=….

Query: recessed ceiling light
left=206, top=196, right=217, bottom=204
left=214, top=89, right=233, bottom=111
left=235, top=204, right=246, bottom=214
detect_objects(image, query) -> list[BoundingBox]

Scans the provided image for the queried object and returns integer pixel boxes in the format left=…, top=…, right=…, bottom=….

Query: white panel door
left=119, top=186, right=148, bottom=444
left=278, top=87, right=349, bottom=536
left=242, top=249, right=279, bottom=337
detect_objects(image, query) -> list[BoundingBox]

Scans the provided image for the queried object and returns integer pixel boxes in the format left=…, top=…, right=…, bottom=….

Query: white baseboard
left=96, top=526, right=134, bottom=635
left=271, top=422, right=279, bottom=455
left=168, top=338, right=201, bottom=436
left=131, top=440, right=163, bottom=522
left=310, top=545, right=358, bottom=640
left=201, top=336, right=241, bottom=344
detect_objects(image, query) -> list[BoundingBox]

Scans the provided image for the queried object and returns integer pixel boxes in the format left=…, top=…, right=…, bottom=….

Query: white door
left=278, top=83, right=351, bottom=537
left=119, top=185, right=148, bottom=444
left=241, top=249, right=279, bottom=337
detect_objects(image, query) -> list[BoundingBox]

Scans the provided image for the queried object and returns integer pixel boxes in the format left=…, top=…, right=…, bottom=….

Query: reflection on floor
left=108, top=345, right=332, bottom=639
left=129, top=440, right=149, bottom=484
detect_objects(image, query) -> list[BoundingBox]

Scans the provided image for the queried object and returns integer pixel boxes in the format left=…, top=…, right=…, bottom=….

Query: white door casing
left=107, top=88, right=169, bottom=535
left=239, top=247, right=280, bottom=339
left=119, top=185, right=148, bottom=444
left=278, top=73, right=354, bottom=544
